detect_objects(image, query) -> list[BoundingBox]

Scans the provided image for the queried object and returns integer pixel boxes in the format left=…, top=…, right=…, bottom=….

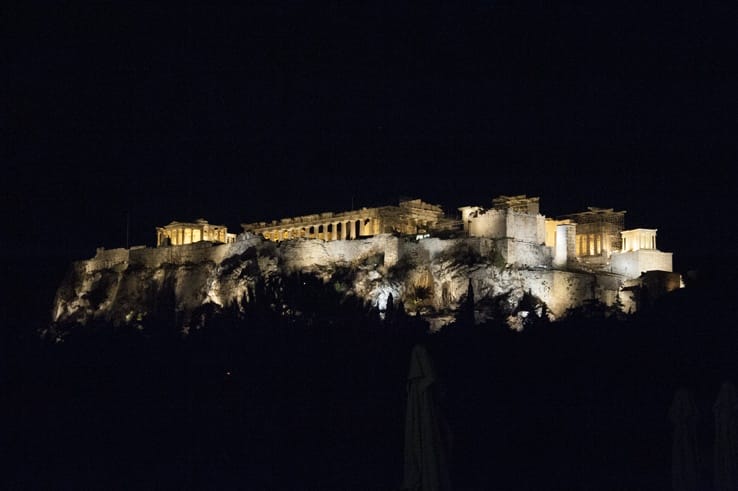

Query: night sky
left=5, top=2, right=738, bottom=325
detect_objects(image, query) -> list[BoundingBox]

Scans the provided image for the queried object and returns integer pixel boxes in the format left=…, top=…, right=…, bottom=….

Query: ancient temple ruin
left=458, top=195, right=672, bottom=279
left=561, top=207, right=626, bottom=269
left=240, top=198, right=447, bottom=242
left=156, top=219, right=236, bottom=247
left=153, top=194, right=673, bottom=281
left=61, top=193, right=680, bottom=330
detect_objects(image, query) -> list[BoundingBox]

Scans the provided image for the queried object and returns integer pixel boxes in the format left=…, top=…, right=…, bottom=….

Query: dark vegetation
left=3, top=269, right=737, bottom=490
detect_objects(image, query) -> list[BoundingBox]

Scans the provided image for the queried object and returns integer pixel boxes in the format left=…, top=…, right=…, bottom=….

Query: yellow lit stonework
left=242, top=198, right=449, bottom=242
left=57, top=194, right=680, bottom=328
left=459, top=197, right=673, bottom=278
left=151, top=195, right=674, bottom=282
left=621, top=228, right=657, bottom=252
left=544, top=219, right=571, bottom=249
left=563, top=207, right=625, bottom=259
left=156, top=219, right=236, bottom=247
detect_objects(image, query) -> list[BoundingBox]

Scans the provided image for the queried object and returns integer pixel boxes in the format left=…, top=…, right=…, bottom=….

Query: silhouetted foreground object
left=714, top=381, right=738, bottom=491
left=669, top=387, right=699, bottom=491
left=402, top=344, right=452, bottom=491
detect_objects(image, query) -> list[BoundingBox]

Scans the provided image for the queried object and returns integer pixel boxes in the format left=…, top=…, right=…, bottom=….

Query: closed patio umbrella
left=402, top=343, right=451, bottom=491
left=669, top=387, right=699, bottom=491
left=713, top=380, right=738, bottom=491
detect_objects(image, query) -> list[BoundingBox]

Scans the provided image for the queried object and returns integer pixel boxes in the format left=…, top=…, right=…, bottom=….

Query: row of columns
left=263, top=217, right=382, bottom=242
left=157, top=227, right=228, bottom=246
left=622, top=233, right=656, bottom=252
left=577, top=233, right=605, bottom=257
left=158, top=227, right=204, bottom=246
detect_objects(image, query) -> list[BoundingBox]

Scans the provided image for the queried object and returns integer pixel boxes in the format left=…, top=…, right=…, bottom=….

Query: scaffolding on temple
left=561, top=207, right=626, bottom=257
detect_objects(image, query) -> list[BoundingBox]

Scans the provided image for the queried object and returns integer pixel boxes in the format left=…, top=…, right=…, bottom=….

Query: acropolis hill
left=52, top=195, right=680, bottom=331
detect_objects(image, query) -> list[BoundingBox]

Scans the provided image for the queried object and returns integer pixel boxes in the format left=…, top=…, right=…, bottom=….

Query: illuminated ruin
left=55, top=193, right=677, bottom=329
left=152, top=195, right=673, bottom=282
left=241, top=199, right=448, bottom=242
left=156, top=219, right=236, bottom=247
left=459, top=195, right=672, bottom=279
left=561, top=207, right=626, bottom=270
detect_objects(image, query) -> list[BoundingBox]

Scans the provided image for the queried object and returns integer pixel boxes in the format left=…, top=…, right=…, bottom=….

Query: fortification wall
left=279, top=234, right=400, bottom=271
left=507, top=212, right=545, bottom=243
left=85, top=239, right=264, bottom=272
left=546, top=270, right=596, bottom=317
left=463, top=267, right=618, bottom=319
left=594, top=274, right=628, bottom=310
left=468, top=209, right=506, bottom=238
left=611, top=250, right=673, bottom=279
left=128, top=242, right=215, bottom=268
left=82, top=235, right=398, bottom=277
left=87, top=248, right=130, bottom=272
left=416, top=237, right=457, bottom=259
left=468, top=209, right=545, bottom=244
left=58, top=232, right=636, bottom=329
left=497, top=238, right=553, bottom=268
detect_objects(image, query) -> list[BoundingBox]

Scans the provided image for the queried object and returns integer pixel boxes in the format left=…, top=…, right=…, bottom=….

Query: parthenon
left=240, top=199, right=446, bottom=242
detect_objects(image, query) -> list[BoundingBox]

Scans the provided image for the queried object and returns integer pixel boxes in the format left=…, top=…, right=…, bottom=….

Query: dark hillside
left=3, top=265, right=737, bottom=490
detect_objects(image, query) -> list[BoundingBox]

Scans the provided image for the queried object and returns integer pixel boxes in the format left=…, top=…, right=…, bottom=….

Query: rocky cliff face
left=51, top=234, right=634, bottom=332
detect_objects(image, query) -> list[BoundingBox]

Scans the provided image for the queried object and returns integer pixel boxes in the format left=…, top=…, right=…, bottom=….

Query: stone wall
left=278, top=234, right=400, bottom=272
left=467, top=209, right=545, bottom=244
left=416, top=237, right=456, bottom=260
left=468, top=209, right=506, bottom=238
left=87, top=248, right=130, bottom=272
left=610, top=250, right=673, bottom=279
left=546, top=270, right=596, bottom=317
left=507, top=211, right=545, bottom=244
left=86, top=240, right=262, bottom=273
left=56, top=232, right=637, bottom=329
left=496, top=238, right=553, bottom=268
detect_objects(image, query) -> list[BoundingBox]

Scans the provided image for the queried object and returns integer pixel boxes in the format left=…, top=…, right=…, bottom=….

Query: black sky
left=4, top=2, right=738, bottom=321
